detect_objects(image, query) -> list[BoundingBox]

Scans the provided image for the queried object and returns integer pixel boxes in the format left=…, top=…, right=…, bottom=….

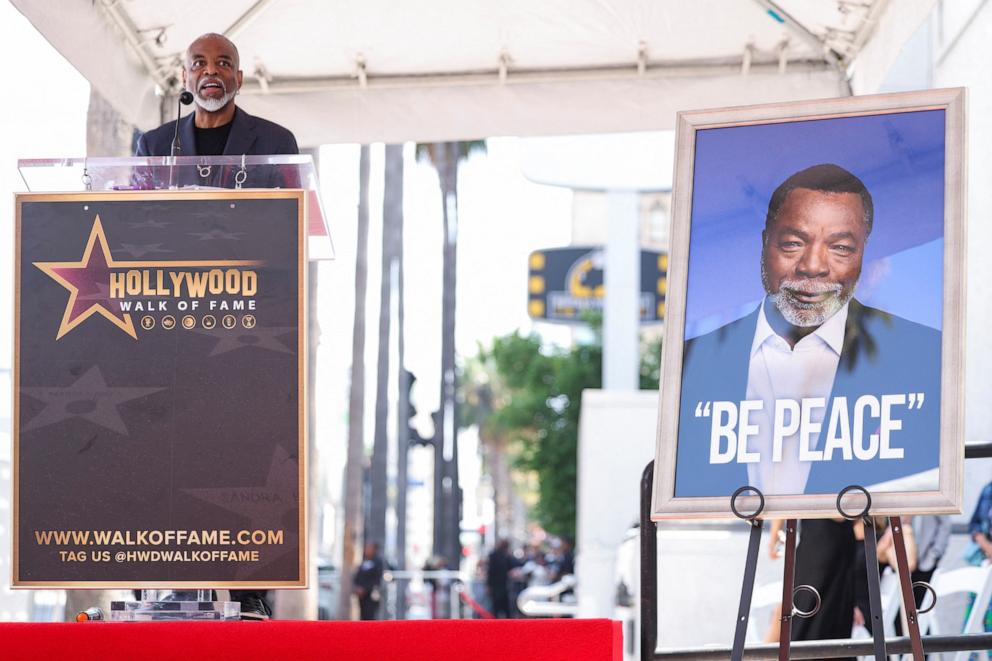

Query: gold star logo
left=34, top=216, right=137, bottom=340
left=33, top=216, right=266, bottom=341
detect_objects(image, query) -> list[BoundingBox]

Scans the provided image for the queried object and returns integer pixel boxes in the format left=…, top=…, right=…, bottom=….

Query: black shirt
left=193, top=122, right=233, bottom=156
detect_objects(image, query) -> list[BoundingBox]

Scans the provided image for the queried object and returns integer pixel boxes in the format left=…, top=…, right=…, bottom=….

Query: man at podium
left=132, top=31, right=300, bottom=621
left=136, top=32, right=297, bottom=159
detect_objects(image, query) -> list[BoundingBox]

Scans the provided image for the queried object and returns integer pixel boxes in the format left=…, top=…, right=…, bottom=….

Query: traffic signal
left=403, top=370, right=432, bottom=448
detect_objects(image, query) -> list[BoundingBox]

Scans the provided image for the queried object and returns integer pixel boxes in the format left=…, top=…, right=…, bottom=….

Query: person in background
left=549, top=537, right=576, bottom=601
left=423, top=555, right=450, bottom=619
left=765, top=518, right=857, bottom=661
left=353, top=541, right=385, bottom=620
left=969, top=482, right=992, bottom=561
left=509, top=546, right=529, bottom=617
left=486, top=539, right=515, bottom=618
left=551, top=537, right=575, bottom=582
left=913, top=515, right=950, bottom=608
left=854, top=516, right=918, bottom=636
left=520, top=547, right=551, bottom=588
left=965, top=484, right=992, bottom=656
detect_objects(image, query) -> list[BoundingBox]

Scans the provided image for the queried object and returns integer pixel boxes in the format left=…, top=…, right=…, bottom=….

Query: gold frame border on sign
left=11, top=189, right=308, bottom=589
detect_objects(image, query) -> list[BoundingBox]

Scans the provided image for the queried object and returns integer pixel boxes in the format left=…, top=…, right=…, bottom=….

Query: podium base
left=109, top=600, right=240, bottom=621
left=109, top=590, right=240, bottom=621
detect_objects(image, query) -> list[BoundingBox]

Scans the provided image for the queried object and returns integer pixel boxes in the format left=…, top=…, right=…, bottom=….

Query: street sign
left=527, top=246, right=666, bottom=324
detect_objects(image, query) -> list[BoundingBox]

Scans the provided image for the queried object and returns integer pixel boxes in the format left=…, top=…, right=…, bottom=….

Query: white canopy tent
left=11, top=0, right=935, bottom=147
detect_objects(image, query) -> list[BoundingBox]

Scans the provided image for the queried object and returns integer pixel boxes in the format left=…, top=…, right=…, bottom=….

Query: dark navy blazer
left=134, top=107, right=299, bottom=188
left=674, top=299, right=942, bottom=497
left=136, top=106, right=298, bottom=158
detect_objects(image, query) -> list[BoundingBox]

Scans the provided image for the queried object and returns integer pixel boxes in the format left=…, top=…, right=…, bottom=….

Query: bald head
left=185, top=33, right=240, bottom=69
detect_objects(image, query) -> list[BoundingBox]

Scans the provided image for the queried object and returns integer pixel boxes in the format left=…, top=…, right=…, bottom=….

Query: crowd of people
left=482, top=537, right=575, bottom=618
left=347, top=535, right=575, bottom=621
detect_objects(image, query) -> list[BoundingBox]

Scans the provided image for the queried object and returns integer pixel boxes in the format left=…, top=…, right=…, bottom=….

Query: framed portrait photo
left=652, top=88, right=966, bottom=520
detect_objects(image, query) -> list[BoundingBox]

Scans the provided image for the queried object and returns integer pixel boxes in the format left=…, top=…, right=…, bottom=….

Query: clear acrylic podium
left=17, top=155, right=327, bottom=620
left=17, top=154, right=332, bottom=259
left=108, top=591, right=241, bottom=622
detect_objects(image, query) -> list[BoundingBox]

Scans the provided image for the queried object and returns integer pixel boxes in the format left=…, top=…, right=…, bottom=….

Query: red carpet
left=0, top=618, right=622, bottom=660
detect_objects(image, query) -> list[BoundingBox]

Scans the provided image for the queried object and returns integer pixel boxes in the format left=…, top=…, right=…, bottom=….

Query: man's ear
left=181, top=68, right=188, bottom=90
left=236, top=69, right=244, bottom=91
left=761, top=229, right=767, bottom=248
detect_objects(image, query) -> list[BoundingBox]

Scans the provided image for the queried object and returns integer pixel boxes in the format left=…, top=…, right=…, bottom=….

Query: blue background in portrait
left=673, top=109, right=946, bottom=500
left=684, top=109, right=945, bottom=339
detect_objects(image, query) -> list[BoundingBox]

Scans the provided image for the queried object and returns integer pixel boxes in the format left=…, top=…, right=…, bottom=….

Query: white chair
left=913, top=564, right=992, bottom=661
left=516, top=574, right=578, bottom=617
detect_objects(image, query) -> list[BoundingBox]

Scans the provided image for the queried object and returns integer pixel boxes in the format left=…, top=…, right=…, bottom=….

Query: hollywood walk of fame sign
left=13, top=190, right=306, bottom=588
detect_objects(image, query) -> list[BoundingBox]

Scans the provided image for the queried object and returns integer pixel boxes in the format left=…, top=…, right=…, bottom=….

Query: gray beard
left=194, top=89, right=235, bottom=112
left=761, top=263, right=854, bottom=327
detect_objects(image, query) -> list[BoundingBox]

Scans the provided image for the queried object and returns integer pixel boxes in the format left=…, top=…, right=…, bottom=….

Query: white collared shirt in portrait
left=745, top=300, right=850, bottom=495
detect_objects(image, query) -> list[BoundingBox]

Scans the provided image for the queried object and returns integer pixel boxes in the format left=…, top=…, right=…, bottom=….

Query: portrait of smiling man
left=674, top=163, right=942, bottom=498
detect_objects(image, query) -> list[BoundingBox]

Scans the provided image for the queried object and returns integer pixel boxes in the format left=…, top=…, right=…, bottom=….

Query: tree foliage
left=463, top=324, right=662, bottom=539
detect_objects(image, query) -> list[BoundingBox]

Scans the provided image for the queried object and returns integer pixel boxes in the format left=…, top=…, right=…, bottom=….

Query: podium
left=17, top=155, right=331, bottom=258
left=13, top=156, right=329, bottom=619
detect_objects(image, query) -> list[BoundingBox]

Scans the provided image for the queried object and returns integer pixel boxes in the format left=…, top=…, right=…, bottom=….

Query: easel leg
left=639, top=462, right=657, bottom=661
left=890, top=516, right=925, bottom=660
left=777, top=519, right=798, bottom=661
left=862, top=515, right=888, bottom=660
left=730, top=518, right=764, bottom=661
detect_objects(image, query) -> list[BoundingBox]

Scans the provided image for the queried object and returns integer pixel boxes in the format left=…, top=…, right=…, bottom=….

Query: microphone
left=170, top=90, right=195, bottom=157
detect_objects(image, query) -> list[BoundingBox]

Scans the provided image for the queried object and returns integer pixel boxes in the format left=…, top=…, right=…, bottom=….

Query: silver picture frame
left=652, top=87, right=967, bottom=520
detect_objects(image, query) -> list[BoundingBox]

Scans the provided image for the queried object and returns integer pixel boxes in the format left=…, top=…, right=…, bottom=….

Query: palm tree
left=339, top=145, right=371, bottom=619
left=393, top=155, right=411, bottom=619
left=369, top=144, right=403, bottom=551
left=415, top=140, right=486, bottom=569
left=459, top=355, right=520, bottom=543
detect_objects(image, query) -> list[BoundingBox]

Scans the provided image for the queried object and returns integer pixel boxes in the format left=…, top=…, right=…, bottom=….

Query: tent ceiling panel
left=11, top=0, right=935, bottom=146
left=240, top=69, right=846, bottom=146
left=125, top=0, right=852, bottom=77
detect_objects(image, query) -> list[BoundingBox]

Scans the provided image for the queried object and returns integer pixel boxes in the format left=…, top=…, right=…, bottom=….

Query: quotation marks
left=695, top=393, right=926, bottom=418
